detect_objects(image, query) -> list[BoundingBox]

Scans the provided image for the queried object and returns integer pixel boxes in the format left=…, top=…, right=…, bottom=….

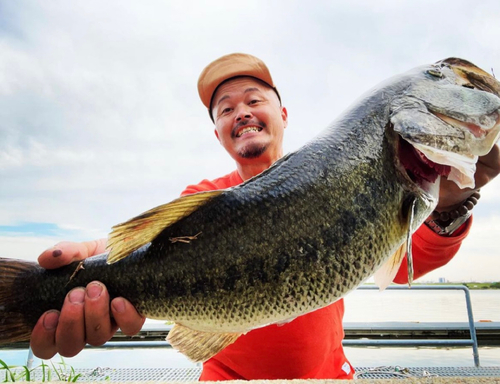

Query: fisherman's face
left=211, top=77, right=288, bottom=164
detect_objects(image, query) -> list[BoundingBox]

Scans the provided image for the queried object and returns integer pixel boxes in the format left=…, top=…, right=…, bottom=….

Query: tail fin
left=0, top=258, right=39, bottom=344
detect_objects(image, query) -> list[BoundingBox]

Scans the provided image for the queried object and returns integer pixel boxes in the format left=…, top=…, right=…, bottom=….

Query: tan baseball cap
left=197, top=53, right=281, bottom=121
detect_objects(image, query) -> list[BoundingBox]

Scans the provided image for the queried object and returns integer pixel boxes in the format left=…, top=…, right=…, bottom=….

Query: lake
left=343, top=288, right=500, bottom=367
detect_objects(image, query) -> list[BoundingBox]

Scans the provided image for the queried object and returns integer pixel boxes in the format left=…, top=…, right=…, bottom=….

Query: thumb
left=38, top=239, right=107, bottom=269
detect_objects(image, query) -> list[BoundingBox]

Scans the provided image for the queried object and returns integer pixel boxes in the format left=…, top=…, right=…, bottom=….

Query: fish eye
left=427, top=68, right=443, bottom=78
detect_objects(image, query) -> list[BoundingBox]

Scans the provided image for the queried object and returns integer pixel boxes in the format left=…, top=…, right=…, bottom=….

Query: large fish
left=1, top=58, right=499, bottom=362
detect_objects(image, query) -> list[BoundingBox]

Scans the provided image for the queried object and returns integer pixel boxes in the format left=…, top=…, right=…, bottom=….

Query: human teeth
left=237, top=127, right=261, bottom=137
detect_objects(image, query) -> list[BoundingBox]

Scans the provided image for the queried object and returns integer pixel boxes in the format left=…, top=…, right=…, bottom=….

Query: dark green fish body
left=2, top=58, right=500, bottom=361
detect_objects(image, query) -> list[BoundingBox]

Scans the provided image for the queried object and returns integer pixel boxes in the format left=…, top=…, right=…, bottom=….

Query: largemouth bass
left=1, top=58, right=499, bottom=362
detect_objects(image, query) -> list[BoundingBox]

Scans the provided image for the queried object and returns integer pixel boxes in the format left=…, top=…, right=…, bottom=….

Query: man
left=32, top=53, right=500, bottom=379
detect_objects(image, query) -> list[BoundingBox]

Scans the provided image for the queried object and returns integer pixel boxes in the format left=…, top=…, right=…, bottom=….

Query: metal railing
left=342, top=285, right=480, bottom=367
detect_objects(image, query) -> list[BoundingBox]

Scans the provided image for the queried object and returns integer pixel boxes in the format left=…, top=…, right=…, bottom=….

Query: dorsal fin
left=106, top=190, right=223, bottom=264
left=167, top=323, right=241, bottom=362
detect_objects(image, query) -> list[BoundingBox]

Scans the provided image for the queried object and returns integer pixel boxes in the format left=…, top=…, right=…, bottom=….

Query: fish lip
left=432, top=112, right=489, bottom=139
left=232, top=124, right=264, bottom=138
left=431, top=110, right=500, bottom=156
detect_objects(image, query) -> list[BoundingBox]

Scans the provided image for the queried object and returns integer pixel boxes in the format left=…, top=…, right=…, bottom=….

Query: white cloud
left=0, top=235, right=59, bottom=260
left=1, top=0, right=499, bottom=280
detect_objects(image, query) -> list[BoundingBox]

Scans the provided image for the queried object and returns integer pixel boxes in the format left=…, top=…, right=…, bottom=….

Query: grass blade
left=0, top=359, right=15, bottom=382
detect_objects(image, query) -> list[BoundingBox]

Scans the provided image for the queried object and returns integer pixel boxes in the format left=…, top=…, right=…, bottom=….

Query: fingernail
left=52, top=249, right=62, bottom=257
left=86, top=282, right=103, bottom=299
left=43, top=311, right=60, bottom=330
left=68, top=288, right=85, bottom=303
left=112, top=298, right=126, bottom=313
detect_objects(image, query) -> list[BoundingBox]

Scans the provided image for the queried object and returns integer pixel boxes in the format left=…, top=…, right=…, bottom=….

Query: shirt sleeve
left=393, top=217, right=472, bottom=284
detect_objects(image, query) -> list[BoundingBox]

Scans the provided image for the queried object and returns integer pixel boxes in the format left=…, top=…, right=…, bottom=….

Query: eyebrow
left=216, top=87, right=262, bottom=106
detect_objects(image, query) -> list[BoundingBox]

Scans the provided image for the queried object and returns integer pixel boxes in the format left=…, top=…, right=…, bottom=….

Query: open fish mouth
left=397, top=108, right=500, bottom=189
left=391, top=58, right=500, bottom=190
left=398, top=136, right=449, bottom=186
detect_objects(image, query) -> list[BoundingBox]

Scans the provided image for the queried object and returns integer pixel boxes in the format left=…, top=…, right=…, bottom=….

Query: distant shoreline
left=417, top=282, right=500, bottom=290
left=363, top=282, right=500, bottom=290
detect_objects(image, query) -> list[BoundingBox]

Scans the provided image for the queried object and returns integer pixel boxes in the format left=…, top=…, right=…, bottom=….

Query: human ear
left=281, top=106, right=288, bottom=129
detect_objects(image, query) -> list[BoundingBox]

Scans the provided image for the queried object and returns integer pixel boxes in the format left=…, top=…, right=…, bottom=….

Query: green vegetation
left=0, top=358, right=83, bottom=382
left=462, top=282, right=500, bottom=290
left=407, top=282, right=500, bottom=289
left=364, top=282, right=500, bottom=289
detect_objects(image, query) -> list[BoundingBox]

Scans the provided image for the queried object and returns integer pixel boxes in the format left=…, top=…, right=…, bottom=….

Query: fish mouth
left=434, top=112, right=491, bottom=139
left=397, top=109, right=500, bottom=189
left=398, top=137, right=449, bottom=187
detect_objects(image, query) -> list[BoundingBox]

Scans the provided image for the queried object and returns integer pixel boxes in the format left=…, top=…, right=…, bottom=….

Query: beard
left=237, top=143, right=268, bottom=159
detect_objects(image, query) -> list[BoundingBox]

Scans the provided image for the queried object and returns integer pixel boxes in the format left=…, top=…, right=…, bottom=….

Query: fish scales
left=10, top=88, right=412, bottom=333
left=1, top=58, right=500, bottom=360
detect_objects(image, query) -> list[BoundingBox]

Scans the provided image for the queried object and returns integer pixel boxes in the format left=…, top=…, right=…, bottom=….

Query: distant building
left=438, top=277, right=447, bottom=283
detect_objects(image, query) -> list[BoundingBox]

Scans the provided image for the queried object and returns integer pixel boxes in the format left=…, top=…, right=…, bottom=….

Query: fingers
left=55, top=288, right=87, bottom=357
left=436, top=144, right=500, bottom=211
left=30, top=311, right=60, bottom=360
left=31, top=282, right=141, bottom=359
left=38, top=239, right=107, bottom=269
left=84, top=282, right=118, bottom=346
left=475, top=144, right=500, bottom=188
left=31, top=239, right=144, bottom=359
left=30, top=288, right=86, bottom=359
left=111, top=298, right=146, bottom=336
left=477, top=143, right=500, bottom=169
left=436, top=177, right=473, bottom=212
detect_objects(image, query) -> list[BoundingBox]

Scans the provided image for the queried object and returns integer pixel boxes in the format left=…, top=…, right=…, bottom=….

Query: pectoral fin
left=374, top=242, right=407, bottom=291
left=107, top=190, right=223, bottom=264
left=167, top=323, right=241, bottom=362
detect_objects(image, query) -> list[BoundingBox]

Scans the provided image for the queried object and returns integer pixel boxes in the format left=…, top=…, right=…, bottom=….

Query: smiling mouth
left=235, top=126, right=263, bottom=138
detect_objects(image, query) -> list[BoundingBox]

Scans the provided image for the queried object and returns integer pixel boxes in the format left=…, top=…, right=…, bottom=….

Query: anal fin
left=167, top=323, right=241, bottom=362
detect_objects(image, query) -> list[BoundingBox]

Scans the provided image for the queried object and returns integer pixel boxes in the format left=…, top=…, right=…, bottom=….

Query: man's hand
left=436, top=144, right=500, bottom=212
left=30, top=239, right=146, bottom=359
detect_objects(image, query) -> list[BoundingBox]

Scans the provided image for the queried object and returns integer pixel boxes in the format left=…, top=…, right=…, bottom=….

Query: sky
left=1, top=0, right=499, bottom=282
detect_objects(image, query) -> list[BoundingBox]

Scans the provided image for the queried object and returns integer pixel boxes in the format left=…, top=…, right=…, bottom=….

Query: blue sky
left=0, top=222, right=78, bottom=237
left=1, top=0, right=500, bottom=281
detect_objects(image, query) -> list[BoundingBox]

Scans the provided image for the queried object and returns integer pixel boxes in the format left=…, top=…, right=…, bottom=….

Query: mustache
left=231, top=120, right=266, bottom=138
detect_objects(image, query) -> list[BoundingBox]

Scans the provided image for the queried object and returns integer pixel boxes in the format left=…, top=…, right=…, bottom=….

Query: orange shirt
left=181, top=170, right=471, bottom=381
